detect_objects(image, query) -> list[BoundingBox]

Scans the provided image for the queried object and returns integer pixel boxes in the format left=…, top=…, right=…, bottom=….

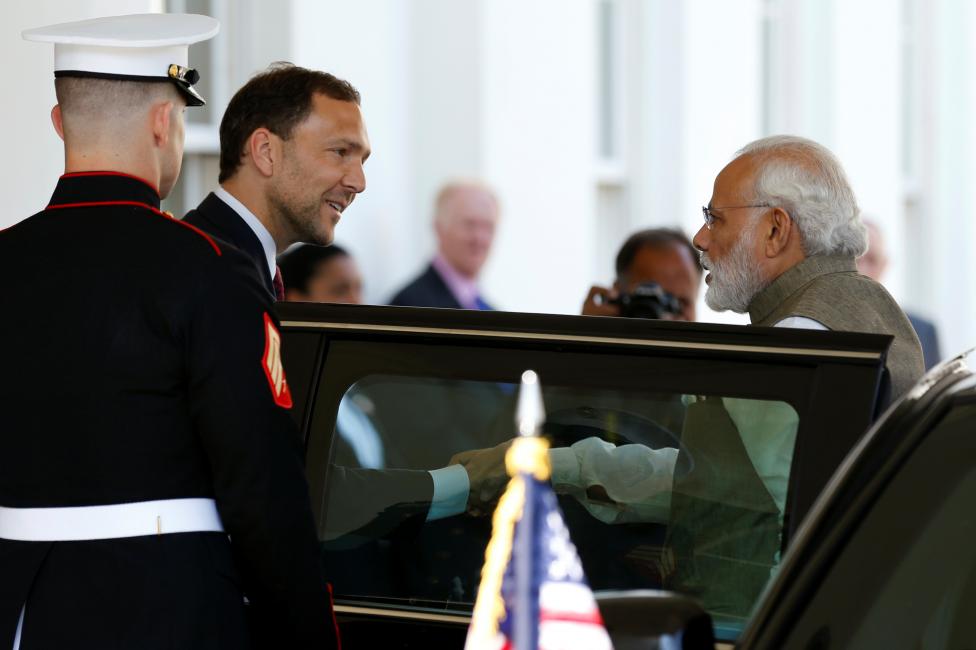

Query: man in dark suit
left=3, top=16, right=338, bottom=650
left=907, top=313, right=941, bottom=370
left=184, top=63, right=369, bottom=302
left=183, top=65, right=472, bottom=544
left=389, top=181, right=499, bottom=309
left=858, top=219, right=942, bottom=370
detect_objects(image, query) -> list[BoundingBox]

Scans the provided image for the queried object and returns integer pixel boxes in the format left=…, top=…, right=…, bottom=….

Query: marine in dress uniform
left=1, top=15, right=338, bottom=649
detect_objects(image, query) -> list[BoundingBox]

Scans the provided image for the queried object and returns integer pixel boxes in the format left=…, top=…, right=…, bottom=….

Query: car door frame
left=277, top=302, right=893, bottom=642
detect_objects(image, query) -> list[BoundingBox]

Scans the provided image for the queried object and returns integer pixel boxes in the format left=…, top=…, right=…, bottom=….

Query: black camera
left=611, top=282, right=681, bottom=319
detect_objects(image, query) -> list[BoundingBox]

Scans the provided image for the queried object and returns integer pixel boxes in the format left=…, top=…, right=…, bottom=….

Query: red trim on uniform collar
left=60, top=171, right=161, bottom=197
left=45, top=199, right=222, bottom=256
left=326, top=582, right=342, bottom=649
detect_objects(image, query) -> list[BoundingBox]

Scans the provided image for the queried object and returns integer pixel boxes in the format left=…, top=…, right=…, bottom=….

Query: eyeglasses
left=701, top=204, right=770, bottom=230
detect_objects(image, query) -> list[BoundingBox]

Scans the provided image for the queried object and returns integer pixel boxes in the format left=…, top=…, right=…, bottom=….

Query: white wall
left=765, top=0, right=905, bottom=296
left=916, top=0, right=976, bottom=357
left=630, top=0, right=687, bottom=238
left=290, top=0, right=604, bottom=313
left=686, top=0, right=763, bottom=326
left=478, top=0, right=600, bottom=314
left=2, top=0, right=156, bottom=229
left=405, top=0, right=484, bottom=301
left=290, top=0, right=420, bottom=306
left=831, top=0, right=905, bottom=300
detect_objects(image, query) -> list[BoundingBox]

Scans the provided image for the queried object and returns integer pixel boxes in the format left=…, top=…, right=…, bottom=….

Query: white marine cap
left=23, top=13, right=219, bottom=107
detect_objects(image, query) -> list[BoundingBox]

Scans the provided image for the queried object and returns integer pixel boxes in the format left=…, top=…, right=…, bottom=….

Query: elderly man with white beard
left=452, top=135, right=924, bottom=621
left=696, top=135, right=923, bottom=402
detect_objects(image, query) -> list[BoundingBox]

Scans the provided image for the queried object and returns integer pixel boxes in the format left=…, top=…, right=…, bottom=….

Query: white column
left=630, top=0, right=687, bottom=237
left=764, top=0, right=835, bottom=143
left=914, top=0, right=976, bottom=358
left=478, top=0, right=600, bottom=314
left=830, top=0, right=905, bottom=300
left=681, top=0, right=764, bottom=325
left=403, top=0, right=485, bottom=300
left=290, top=0, right=415, bottom=305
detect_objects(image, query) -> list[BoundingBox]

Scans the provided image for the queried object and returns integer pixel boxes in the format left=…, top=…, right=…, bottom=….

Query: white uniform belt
left=0, top=498, right=224, bottom=541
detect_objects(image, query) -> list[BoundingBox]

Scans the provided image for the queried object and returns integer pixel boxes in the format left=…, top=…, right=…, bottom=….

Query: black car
left=278, top=302, right=908, bottom=648
left=733, top=349, right=976, bottom=649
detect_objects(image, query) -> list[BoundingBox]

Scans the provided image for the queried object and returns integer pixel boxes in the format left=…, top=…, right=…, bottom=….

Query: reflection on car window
left=783, top=403, right=976, bottom=649
left=318, top=374, right=799, bottom=636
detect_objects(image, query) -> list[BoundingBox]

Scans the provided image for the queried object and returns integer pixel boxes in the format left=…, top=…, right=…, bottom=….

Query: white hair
left=737, top=135, right=867, bottom=258
left=433, top=179, right=500, bottom=225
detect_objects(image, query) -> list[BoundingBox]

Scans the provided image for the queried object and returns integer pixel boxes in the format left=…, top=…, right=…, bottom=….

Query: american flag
left=465, top=436, right=613, bottom=650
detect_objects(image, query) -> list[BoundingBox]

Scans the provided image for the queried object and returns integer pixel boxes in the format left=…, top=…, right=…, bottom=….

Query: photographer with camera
left=581, top=228, right=702, bottom=321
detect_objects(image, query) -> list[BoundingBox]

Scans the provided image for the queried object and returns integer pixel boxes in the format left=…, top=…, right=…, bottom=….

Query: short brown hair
left=55, top=77, right=179, bottom=141
left=218, top=62, right=361, bottom=183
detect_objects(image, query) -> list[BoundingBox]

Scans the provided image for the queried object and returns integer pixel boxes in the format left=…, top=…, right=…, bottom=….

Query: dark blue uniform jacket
left=0, top=172, right=338, bottom=650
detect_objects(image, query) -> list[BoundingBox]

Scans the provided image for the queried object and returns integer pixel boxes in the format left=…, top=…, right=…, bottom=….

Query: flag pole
left=465, top=369, right=612, bottom=650
left=513, top=369, right=544, bottom=650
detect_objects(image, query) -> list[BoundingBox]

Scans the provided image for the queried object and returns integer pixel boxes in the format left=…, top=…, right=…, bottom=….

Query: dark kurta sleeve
left=185, top=249, right=338, bottom=649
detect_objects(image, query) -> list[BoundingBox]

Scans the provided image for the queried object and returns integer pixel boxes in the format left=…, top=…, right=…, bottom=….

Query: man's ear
left=50, top=105, right=65, bottom=141
left=764, top=207, right=794, bottom=258
left=150, top=101, right=174, bottom=147
left=248, top=128, right=277, bottom=178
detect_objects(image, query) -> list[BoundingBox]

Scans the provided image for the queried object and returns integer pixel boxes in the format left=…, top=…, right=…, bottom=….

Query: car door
left=739, top=352, right=976, bottom=650
left=277, top=302, right=892, bottom=649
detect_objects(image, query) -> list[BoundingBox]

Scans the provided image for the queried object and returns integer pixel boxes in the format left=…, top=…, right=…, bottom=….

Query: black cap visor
left=55, top=67, right=206, bottom=107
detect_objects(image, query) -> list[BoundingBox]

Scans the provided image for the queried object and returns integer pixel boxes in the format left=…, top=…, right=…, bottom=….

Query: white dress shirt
left=213, top=186, right=277, bottom=279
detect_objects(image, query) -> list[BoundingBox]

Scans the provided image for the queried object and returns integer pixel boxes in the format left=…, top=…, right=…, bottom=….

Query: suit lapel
left=186, top=193, right=276, bottom=298
left=423, top=265, right=463, bottom=309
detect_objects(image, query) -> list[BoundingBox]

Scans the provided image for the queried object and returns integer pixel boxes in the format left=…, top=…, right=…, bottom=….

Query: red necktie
left=273, top=266, right=285, bottom=302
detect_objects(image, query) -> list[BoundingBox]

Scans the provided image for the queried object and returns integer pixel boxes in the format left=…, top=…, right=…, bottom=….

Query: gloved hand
left=449, top=438, right=515, bottom=516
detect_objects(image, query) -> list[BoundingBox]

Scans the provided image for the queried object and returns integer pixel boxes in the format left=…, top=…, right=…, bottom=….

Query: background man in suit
left=4, top=15, right=339, bottom=649
left=389, top=181, right=500, bottom=309
left=857, top=218, right=942, bottom=370
left=183, top=63, right=369, bottom=301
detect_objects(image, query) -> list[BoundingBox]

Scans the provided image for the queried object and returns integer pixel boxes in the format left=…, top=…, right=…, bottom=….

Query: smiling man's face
left=269, top=93, right=371, bottom=247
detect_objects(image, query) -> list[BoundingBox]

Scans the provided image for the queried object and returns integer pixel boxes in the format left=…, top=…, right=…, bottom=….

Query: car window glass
left=318, top=372, right=799, bottom=640
left=782, top=403, right=976, bottom=649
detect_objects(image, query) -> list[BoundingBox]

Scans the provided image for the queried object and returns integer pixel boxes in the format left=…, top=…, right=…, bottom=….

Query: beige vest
left=748, top=255, right=924, bottom=406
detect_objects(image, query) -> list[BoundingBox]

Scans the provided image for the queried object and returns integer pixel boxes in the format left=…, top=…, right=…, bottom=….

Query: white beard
left=701, top=222, right=769, bottom=314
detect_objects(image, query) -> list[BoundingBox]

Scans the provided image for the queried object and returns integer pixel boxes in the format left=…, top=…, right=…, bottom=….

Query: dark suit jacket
left=389, top=262, right=493, bottom=309
left=907, top=311, right=942, bottom=371
left=184, top=192, right=437, bottom=544
left=183, top=192, right=276, bottom=300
